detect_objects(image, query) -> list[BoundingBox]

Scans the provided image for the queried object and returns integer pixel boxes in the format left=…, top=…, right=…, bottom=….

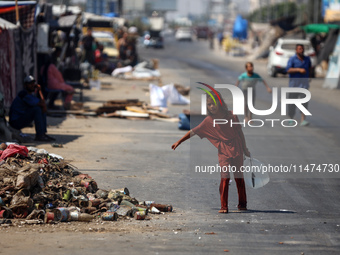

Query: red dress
left=192, top=111, right=247, bottom=210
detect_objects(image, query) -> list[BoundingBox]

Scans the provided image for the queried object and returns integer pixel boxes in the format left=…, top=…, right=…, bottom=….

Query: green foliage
left=248, top=2, right=299, bottom=23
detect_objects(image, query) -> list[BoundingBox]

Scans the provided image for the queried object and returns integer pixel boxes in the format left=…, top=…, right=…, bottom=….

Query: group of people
left=172, top=43, right=312, bottom=213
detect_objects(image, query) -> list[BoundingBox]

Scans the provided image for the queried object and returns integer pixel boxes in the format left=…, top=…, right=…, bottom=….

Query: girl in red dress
left=172, top=91, right=250, bottom=213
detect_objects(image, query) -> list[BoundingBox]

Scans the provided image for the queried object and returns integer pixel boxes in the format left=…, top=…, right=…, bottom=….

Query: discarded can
left=115, top=205, right=132, bottom=217
left=114, top=188, right=130, bottom=196
left=0, top=209, right=10, bottom=218
left=90, top=199, right=101, bottom=207
left=101, top=212, right=118, bottom=221
left=150, top=203, right=173, bottom=212
left=80, top=180, right=90, bottom=189
left=63, top=190, right=71, bottom=201
left=45, top=209, right=62, bottom=223
left=96, top=189, right=108, bottom=199
left=0, top=197, right=4, bottom=206
left=69, top=211, right=80, bottom=221
left=78, top=200, right=90, bottom=208
left=134, top=211, right=146, bottom=220
left=107, top=203, right=120, bottom=212
left=56, top=208, right=70, bottom=222
left=71, top=188, right=78, bottom=196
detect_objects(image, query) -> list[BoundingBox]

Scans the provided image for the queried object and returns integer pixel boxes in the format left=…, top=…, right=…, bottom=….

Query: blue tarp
left=233, top=15, right=248, bottom=40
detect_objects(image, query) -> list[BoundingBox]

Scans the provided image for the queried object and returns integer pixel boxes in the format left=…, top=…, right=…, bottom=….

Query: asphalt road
left=2, top=36, right=339, bottom=255
left=136, top=36, right=340, bottom=254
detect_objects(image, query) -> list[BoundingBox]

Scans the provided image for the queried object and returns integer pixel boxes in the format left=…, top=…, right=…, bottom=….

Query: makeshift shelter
left=0, top=1, right=37, bottom=107
left=233, top=15, right=248, bottom=40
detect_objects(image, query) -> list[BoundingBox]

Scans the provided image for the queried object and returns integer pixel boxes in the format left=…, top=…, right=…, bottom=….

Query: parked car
left=92, top=31, right=118, bottom=59
left=144, top=30, right=164, bottom=48
left=175, top=27, right=192, bottom=41
left=267, top=38, right=316, bottom=77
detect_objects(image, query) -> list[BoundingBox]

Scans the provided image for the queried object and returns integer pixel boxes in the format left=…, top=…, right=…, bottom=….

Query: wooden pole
left=15, top=0, right=19, bottom=25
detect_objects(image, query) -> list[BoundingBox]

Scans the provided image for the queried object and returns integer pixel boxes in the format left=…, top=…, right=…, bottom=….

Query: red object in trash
left=0, top=144, right=28, bottom=160
left=0, top=209, right=10, bottom=218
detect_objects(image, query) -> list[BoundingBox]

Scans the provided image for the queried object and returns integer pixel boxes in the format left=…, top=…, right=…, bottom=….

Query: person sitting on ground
left=9, top=75, right=55, bottom=142
left=40, top=47, right=75, bottom=110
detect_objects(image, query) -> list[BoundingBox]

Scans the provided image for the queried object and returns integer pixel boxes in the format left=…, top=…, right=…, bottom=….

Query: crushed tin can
left=134, top=211, right=146, bottom=220
left=101, top=212, right=118, bottom=221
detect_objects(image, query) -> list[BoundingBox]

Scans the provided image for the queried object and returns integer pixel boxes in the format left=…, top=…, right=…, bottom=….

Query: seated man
left=9, top=75, right=55, bottom=142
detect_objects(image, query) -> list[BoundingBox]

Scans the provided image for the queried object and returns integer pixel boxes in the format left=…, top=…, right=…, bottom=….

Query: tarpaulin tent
left=233, top=15, right=248, bottom=40
left=0, top=1, right=37, bottom=107
left=301, top=24, right=340, bottom=34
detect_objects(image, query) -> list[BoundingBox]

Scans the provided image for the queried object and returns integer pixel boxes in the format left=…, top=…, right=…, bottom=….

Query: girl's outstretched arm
left=172, top=130, right=196, bottom=150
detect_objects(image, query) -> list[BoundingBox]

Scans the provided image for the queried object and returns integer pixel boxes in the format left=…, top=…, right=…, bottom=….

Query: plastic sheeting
left=233, top=15, right=248, bottom=40
left=149, top=84, right=190, bottom=107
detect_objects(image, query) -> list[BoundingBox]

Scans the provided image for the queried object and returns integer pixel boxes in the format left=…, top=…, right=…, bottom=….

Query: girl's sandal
left=218, top=209, right=228, bottom=213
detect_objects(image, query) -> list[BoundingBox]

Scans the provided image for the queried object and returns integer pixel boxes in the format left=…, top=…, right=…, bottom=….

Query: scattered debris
left=0, top=145, right=173, bottom=226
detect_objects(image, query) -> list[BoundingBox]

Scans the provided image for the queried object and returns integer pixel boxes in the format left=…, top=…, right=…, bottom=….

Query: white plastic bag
left=149, top=84, right=167, bottom=107
left=243, top=157, right=270, bottom=189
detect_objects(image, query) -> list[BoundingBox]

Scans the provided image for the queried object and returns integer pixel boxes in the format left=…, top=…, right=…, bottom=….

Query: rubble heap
left=0, top=144, right=172, bottom=225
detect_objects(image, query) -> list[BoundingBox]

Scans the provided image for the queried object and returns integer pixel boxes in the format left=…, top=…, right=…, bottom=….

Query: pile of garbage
left=0, top=144, right=173, bottom=225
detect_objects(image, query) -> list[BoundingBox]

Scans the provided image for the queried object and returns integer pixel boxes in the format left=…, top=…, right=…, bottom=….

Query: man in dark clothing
left=9, top=75, right=55, bottom=142
left=82, top=27, right=95, bottom=65
left=286, top=44, right=312, bottom=126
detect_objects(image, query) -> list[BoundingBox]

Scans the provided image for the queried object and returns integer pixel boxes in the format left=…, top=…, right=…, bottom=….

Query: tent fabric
left=0, top=17, right=16, bottom=28
left=0, top=4, right=36, bottom=29
left=301, top=24, right=340, bottom=34
left=0, top=29, right=16, bottom=108
left=233, top=15, right=248, bottom=40
left=0, top=6, right=16, bottom=14
left=0, top=1, right=36, bottom=7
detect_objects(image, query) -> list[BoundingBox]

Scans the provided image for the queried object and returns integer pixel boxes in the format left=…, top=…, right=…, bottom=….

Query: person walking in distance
left=172, top=91, right=250, bottom=213
left=235, top=62, right=272, bottom=123
left=286, top=44, right=312, bottom=126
